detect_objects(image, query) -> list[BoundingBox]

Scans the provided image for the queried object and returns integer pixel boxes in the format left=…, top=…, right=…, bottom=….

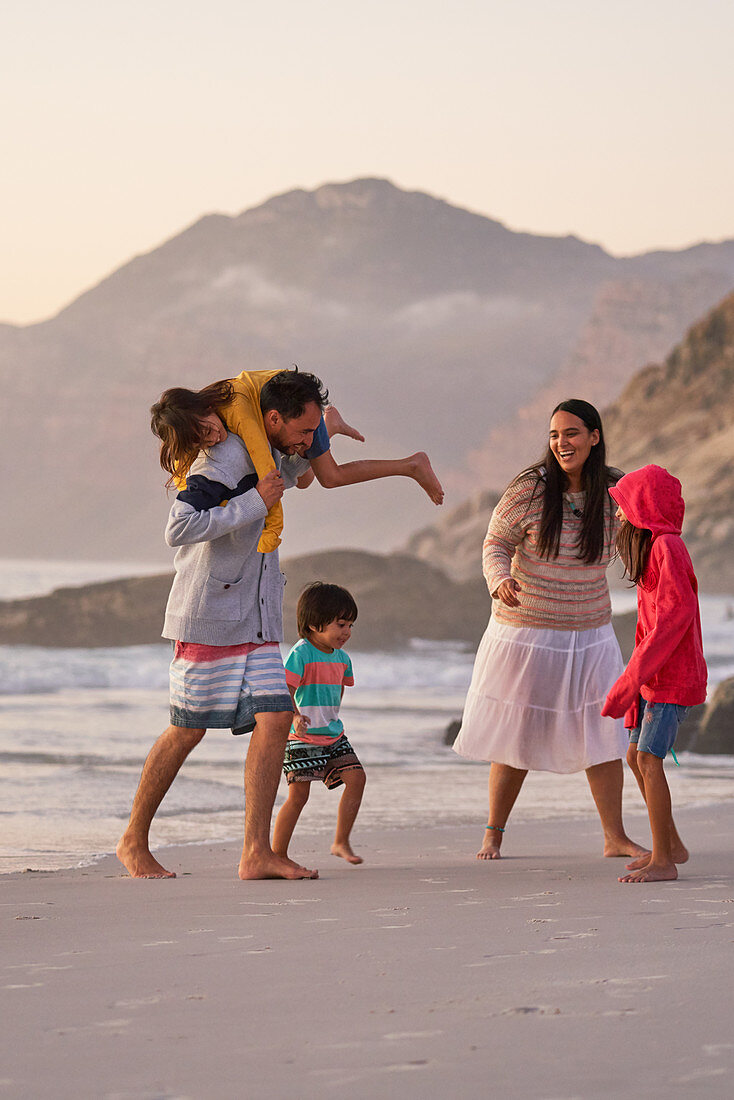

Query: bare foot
left=603, top=836, right=649, bottom=859
left=238, top=851, right=318, bottom=880
left=626, top=843, right=689, bottom=871
left=331, top=841, right=363, bottom=865
left=618, top=861, right=678, bottom=883
left=477, top=831, right=503, bottom=860
left=116, top=835, right=176, bottom=879
left=323, top=405, right=365, bottom=443
left=408, top=452, right=444, bottom=505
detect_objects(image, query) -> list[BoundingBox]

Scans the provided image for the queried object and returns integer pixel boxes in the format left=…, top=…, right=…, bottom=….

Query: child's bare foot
left=603, top=835, right=649, bottom=859
left=238, top=851, right=318, bottom=880
left=116, top=835, right=176, bottom=878
left=625, top=843, right=689, bottom=870
left=331, top=841, right=363, bottom=865
left=618, top=860, right=678, bottom=883
left=323, top=405, right=365, bottom=443
left=408, top=452, right=444, bottom=504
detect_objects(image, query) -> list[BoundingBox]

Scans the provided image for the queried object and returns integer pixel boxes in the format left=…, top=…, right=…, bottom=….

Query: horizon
left=3, top=0, right=734, bottom=325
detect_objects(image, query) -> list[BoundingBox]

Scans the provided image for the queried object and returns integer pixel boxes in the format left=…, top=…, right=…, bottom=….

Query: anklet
left=485, top=824, right=505, bottom=832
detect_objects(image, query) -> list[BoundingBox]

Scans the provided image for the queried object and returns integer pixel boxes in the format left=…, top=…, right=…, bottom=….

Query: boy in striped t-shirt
left=272, top=583, right=366, bottom=865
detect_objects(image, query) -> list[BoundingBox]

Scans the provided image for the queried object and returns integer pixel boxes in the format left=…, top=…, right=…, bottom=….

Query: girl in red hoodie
left=602, top=465, right=707, bottom=883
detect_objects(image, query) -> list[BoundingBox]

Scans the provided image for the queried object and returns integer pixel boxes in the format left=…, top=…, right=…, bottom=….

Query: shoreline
left=4, top=805, right=733, bottom=1098
left=4, top=753, right=734, bottom=877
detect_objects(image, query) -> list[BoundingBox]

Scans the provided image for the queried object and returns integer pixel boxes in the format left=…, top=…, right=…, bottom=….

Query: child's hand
left=292, top=714, right=310, bottom=738
left=495, top=579, right=522, bottom=607
left=256, top=469, right=285, bottom=509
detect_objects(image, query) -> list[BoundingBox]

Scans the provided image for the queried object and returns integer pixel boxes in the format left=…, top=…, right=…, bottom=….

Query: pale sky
left=2, top=0, right=733, bottom=324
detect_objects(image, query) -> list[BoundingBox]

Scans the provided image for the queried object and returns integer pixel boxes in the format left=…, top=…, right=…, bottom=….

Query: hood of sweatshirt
left=608, top=464, right=685, bottom=535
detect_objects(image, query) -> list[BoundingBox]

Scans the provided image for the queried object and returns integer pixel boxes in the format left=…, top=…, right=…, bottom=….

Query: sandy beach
left=2, top=802, right=733, bottom=1099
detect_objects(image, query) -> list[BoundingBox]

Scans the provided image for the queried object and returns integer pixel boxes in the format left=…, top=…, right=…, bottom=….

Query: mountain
left=405, top=292, right=734, bottom=591
left=4, top=177, right=734, bottom=561
left=604, top=291, right=734, bottom=589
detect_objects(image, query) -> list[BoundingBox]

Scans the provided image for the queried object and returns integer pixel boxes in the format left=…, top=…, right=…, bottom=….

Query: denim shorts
left=629, top=697, right=689, bottom=759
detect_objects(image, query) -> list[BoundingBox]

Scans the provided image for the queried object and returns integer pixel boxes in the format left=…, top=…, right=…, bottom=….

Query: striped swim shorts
left=169, top=641, right=292, bottom=735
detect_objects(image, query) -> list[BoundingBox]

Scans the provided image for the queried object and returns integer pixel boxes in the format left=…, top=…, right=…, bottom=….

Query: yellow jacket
left=175, top=368, right=287, bottom=553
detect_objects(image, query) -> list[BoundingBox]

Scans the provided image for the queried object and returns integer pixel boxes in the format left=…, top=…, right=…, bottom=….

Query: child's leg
left=619, top=751, right=678, bottom=882
left=624, top=743, right=688, bottom=870
left=331, top=768, right=366, bottom=864
left=272, top=781, right=311, bottom=859
left=309, top=450, right=444, bottom=505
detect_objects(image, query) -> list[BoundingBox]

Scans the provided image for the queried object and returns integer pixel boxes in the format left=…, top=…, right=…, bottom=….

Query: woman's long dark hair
left=513, top=398, right=618, bottom=564
left=151, top=378, right=234, bottom=486
left=615, top=520, right=653, bottom=583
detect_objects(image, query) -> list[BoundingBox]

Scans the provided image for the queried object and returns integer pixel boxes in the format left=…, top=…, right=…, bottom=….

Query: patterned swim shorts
left=169, top=641, right=292, bottom=735
left=283, top=735, right=364, bottom=789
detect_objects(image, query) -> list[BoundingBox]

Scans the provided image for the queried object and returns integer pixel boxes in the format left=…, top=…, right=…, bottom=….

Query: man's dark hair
left=296, top=582, right=358, bottom=639
left=260, top=368, right=329, bottom=421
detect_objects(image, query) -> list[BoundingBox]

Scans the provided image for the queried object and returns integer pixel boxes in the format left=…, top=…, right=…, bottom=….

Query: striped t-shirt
left=483, top=473, right=619, bottom=631
left=284, top=638, right=354, bottom=745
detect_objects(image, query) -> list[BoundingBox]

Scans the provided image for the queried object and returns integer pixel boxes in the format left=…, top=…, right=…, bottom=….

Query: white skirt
left=453, top=619, right=628, bottom=773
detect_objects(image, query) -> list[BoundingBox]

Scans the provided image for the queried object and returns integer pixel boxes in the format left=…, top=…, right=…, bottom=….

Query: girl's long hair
left=513, top=398, right=617, bottom=564
left=150, top=379, right=234, bottom=486
left=615, top=520, right=653, bottom=583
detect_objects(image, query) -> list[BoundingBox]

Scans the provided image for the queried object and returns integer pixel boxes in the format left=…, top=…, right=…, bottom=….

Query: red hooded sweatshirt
left=601, top=465, right=707, bottom=727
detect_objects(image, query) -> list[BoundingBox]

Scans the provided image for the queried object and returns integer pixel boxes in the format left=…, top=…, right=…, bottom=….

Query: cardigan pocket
left=197, top=573, right=245, bottom=621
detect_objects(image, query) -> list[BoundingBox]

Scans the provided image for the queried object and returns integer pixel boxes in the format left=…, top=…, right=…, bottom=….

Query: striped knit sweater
left=483, top=474, right=619, bottom=631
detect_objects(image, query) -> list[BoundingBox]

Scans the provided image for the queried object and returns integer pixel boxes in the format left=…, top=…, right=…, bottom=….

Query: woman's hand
left=495, top=579, right=522, bottom=607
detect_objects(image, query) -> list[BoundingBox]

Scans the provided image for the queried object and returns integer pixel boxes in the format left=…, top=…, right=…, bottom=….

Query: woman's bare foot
left=603, top=836, right=649, bottom=858
left=625, top=842, right=689, bottom=870
left=323, top=405, right=365, bottom=443
left=238, top=851, right=318, bottom=880
left=408, top=452, right=444, bottom=504
left=477, top=828, right=503, bottom=860
left=619, top=860, right=678, bottom=883
left=331, top=841, right=363, bottom=865
left=116, top=835, right=176, bottom=879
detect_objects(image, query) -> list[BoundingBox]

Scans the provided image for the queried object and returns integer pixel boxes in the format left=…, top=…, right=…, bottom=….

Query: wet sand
left=2, top=803, right=733, bottom=1099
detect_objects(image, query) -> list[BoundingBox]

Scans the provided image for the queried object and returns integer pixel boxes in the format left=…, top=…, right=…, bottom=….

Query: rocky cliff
left=405, top=292, right=734, bottom=591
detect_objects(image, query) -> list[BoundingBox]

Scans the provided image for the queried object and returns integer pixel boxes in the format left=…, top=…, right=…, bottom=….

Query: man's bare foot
left=323, top=405, right=365, bottom=443
left=618, top=860, right=678, bottom=883
left=603, top=836, right=649, bottom=859
left=116, top=836, right=176, bottom=879
left=625, top=843, right=689, bottom=870
left=408, top=452, right=444, bottom=505
left=238, top=851, right=318, bottom=880
left=331, top=841, right=363, bottom=865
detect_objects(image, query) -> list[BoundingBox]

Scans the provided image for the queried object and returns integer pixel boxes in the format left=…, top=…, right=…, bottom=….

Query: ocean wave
left=0, top=644, right=475, bottom=696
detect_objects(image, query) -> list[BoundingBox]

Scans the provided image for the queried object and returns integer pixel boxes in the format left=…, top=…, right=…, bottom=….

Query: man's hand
left=256, top=469, right=285, bottom=510
left=495, top=579, right=522, bottom=607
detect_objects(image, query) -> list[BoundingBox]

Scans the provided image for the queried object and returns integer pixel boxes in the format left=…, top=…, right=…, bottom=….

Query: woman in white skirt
left=454, top=399, right=647, bottom=861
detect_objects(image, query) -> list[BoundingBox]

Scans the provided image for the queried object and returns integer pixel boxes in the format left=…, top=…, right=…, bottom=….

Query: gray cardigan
left=162, top=433, right=310, bottom=645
